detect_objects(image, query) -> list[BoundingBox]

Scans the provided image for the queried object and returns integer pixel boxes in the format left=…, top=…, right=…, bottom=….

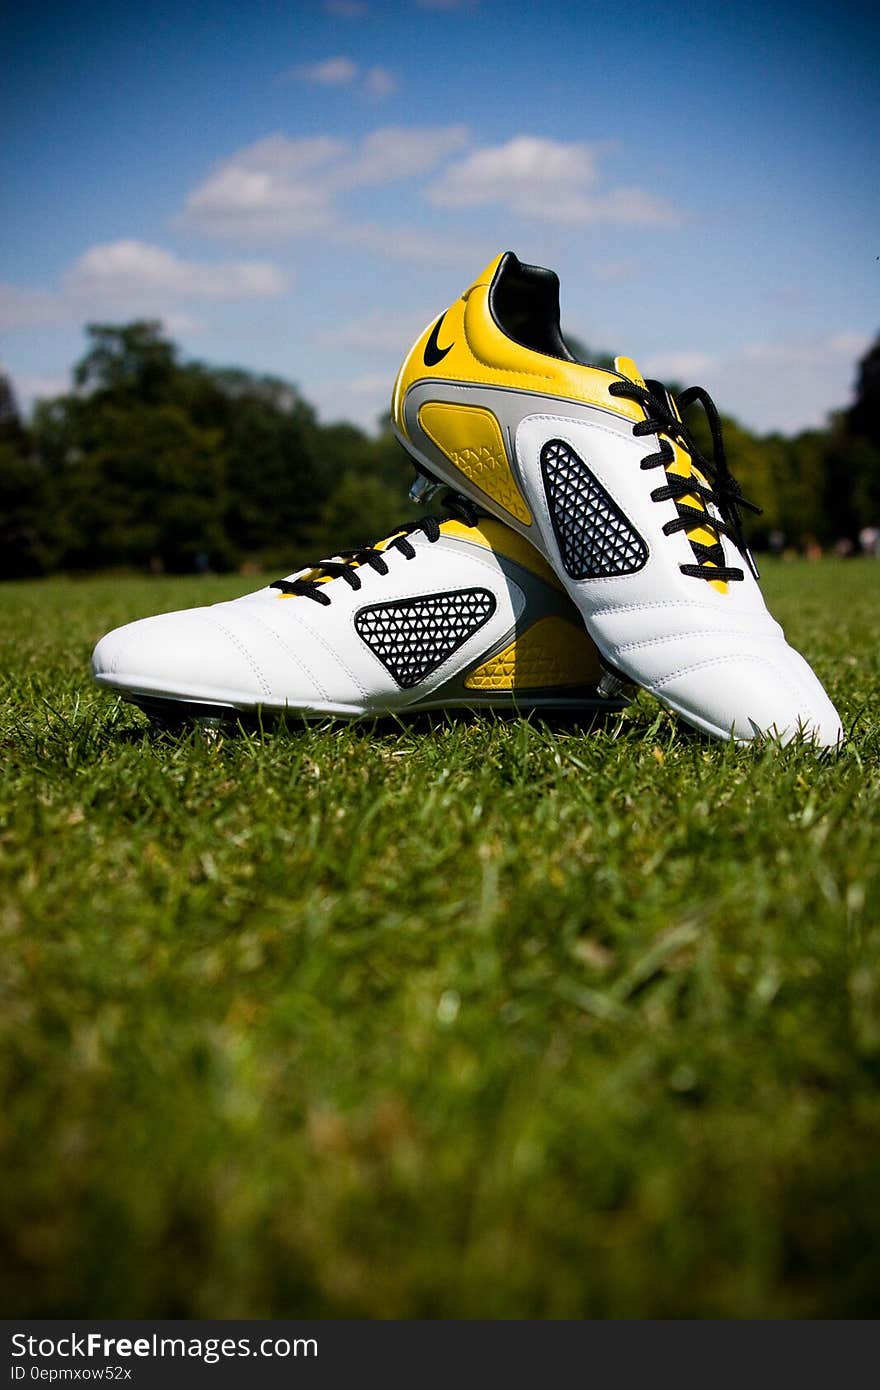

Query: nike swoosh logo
left=424, top=313, right=453, bottom=367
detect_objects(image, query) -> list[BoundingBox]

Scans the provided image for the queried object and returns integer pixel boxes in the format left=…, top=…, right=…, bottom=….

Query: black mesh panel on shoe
left=355, top=589, right=496, bottom=688
left=540, top=439, right=648, bottom=580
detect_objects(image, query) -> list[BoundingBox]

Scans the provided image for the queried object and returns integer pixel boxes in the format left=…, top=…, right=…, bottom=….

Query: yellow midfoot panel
left=465, top=616, right=600, bottom=690
left=419, top=402, right=532, bottom=525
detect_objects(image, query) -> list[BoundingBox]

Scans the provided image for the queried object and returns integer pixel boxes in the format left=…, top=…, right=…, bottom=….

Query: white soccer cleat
left=392, top=251, right=843, bottom=746
left=91, top=503, right=617, bottom=724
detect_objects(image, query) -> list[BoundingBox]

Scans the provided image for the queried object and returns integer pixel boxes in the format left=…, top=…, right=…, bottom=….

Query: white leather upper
left=512, top=411, right=842, bottom=744
left=92, top=530, right=531, bottom=713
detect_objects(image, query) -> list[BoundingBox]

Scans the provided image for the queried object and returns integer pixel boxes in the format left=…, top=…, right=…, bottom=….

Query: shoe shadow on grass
left=90, top=692, right=855, bottom=758
left=121, top=693, right=630, bottom=742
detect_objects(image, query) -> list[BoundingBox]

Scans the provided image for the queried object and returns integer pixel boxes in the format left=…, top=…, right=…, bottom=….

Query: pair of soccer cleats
left=92, top=252, right=842, bottom=746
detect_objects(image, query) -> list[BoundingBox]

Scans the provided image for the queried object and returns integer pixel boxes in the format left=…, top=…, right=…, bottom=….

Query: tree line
left=1, top=320, right=878, bottom=581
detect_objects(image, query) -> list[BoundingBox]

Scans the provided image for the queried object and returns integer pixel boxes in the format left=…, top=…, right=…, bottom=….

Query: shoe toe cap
left=91, top=608, right=271, bottom=704
left=650, top=643, right=842, bottom=746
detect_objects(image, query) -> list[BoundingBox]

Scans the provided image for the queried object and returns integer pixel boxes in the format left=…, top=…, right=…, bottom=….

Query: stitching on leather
left=616, top=630, right=780, bottom=653
left=293, top=609, right=370, bottom=698
left=461, top=310, right=557, bottom=387
left=648, top=652, right=819, bottom=716
left=242, top=610, right=328, bottom=702
left=523, top=412, right=642, bottom=444
left=591, top=600, right=766, bottom=617
left=208, top=617, right=272, bottom=698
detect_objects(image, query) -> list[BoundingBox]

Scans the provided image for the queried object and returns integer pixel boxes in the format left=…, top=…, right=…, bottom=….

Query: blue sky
left=2, top=0, right=878, bottom=433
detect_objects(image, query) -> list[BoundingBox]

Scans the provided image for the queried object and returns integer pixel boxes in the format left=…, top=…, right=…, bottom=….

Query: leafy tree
left=847, top=336, right=880, bottom=447
left=60, top=402, right=229, bottom=572
left=74, top=321, right=177, bottom=403
left=833, top=334, right=880, bottom=537
left=0, top=444, right=55, bottom=578
left=2, top=321, right=877, bottom=580
left=0, top=374, right=58, bottom=578
left=311, top=472, right=409, bottom=559
left=777, top=431, right=827, bottom=545
left=0, top=373, right=25, bottom=445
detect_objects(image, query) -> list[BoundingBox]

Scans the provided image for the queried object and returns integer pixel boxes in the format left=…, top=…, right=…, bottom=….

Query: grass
left=1, top=558, right=879, bottom=1318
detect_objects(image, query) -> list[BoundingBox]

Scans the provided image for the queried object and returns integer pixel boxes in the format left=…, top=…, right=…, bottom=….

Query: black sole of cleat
left=122, top=691, right=627, bottom=733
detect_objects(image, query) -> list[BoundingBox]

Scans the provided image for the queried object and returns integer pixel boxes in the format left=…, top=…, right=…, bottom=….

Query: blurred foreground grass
left=1, top=559, right=879, bottom=1317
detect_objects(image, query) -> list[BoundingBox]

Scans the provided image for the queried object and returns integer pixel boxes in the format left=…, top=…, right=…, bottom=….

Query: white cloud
left=282, top=55, right=396, bottom=99
left=364, top=66, right=397, bottom=98
left=0, top=241, right=289, bottom=335
left=827, top=332, right=870, bottom=357
left=321, top=307, right=434, bottom=353
left=339, top=220, right=483, bottom=264
left=154, top=312, right=207, bottom=336
left=739, top=336, right=871, bottom=369
left=66, top=240, right=288, bottom=301
left=310, top=371, right=391, bottom=432
left=181, top=125, right=469, bottom=242
left=339, top=125, right=468, bottom=186
left=295, top=55, right=359, bottom=85
left=219, top=133, right=348, bottom=175
left=179, top=125, right=673, bottom=258
left=643, top=334, right=870, bottom=433
left=183, top=134, right=346, bottom=239
left=642, top=350, right=718, bottom=381
left=431, top=136, right=598, bottom=206
left=428, top=135, right=680, bottom=226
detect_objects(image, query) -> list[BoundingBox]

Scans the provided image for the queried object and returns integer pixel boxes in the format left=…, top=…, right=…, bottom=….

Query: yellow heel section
left=465, top=616, right=600, bottom=691
left=418, top=401, right=533, bottom=526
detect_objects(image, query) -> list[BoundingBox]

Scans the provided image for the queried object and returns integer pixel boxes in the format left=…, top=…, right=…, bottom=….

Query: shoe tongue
left=372, top=531, right=401, bottom=553
left=614, top=354, right=647, bottom=388
left=613, top=360, right=725, bottom=588
left=299, top=526, right=406, bottom=586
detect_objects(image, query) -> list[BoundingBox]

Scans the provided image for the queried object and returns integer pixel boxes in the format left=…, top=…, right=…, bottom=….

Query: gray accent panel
left=399, top=379, right=634, bottom=549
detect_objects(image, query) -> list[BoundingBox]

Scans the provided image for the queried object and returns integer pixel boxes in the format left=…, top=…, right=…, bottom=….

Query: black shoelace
left=608, top=377, right=761, bottom=583
left=270, top=493, right=479, bottom=606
